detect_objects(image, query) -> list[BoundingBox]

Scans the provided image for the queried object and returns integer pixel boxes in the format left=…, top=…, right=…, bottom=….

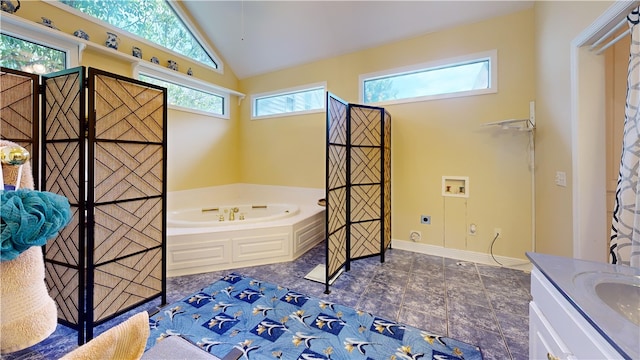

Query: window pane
left=0, top=34, right=66, bottom=74
left=140, top=74, right=224, bottom=115
left=364, top=59, right=490, bottom=103
left=60, top=0, right=217, bottom=69
left=254, top=88, right=324, bottom=117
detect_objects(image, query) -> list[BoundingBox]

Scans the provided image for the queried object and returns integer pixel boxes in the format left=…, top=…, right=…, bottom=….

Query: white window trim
left=166, top=1, right=222, bottom=73
left=251, top=82, right=327, bottom=120
left=359, top=49, right=498, bottom=106
left=45, top=0, right=224, bottom=74
left=1, top=12, right=79, bottom=68
left=134, top=62, right=244, bottom=119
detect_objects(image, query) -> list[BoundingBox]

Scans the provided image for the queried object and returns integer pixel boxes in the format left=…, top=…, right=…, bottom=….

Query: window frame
left=134, top=62, right=238, bottom=119
left=48, top=0, right=224, bottom=74
left=359, top=50, right=498, bottom=106
left=251, top=82, right=327, bottom=120
left=1, top=14, right=79, bottom=70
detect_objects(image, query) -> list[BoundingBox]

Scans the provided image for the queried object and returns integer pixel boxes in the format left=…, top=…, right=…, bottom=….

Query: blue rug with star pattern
left=145, top=273, right=483, bottom=359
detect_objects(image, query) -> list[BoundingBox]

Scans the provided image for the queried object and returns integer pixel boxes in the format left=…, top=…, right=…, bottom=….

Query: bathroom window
left=139, top=73, right=227, bottom=118
left=252, top=83, right=325, bottom=119
left=55, top=0, right=220, bottom=71
left=0, top=34, right=66, bottom=74
left=1, top=16, right=79, bottom=73
left=360, top=50, right=497, bottom=105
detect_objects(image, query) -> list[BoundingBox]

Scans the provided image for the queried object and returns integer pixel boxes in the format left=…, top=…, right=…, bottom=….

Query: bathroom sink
left=573, top=271, right=640, bottom=326
left=594, top=281, right=640, bottom=326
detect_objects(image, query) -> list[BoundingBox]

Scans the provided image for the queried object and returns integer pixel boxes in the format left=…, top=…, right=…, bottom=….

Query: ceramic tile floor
left=4, top=243, right=531, bottom=360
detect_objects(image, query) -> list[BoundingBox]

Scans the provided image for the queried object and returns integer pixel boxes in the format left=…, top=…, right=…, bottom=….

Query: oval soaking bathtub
left=166, top=184, right=325, bottom=277
left=168, top=204, right=300, bottom=227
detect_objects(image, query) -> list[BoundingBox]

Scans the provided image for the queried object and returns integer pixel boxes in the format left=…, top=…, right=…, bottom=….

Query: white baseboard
left=391, top=239, right=532, bottom=272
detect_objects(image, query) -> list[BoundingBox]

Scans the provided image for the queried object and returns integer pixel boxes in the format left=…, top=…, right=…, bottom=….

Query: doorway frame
left=571, top=1, right=639, bottom=262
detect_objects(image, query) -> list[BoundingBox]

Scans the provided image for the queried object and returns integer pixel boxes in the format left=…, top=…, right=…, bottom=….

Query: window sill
left=134, top=62, right=244, bottom=104
left=251, top=108, right=324, bottom=120
left=167, top=104, right=229, bottom=119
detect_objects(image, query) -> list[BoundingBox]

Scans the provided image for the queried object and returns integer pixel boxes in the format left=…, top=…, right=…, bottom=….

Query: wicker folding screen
left=5, top=66, right=169, bottom=345
left=325, top=92, right=391, bottom=293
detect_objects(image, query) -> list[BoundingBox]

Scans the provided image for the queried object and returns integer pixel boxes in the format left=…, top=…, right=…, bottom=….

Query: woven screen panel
left=94, top=74, right=164, bottom=143
left=384, top=209, right=391, bottom=249
left=44, top=142, right=81, bottom=203
left=327, top=187, right=346, bottom=233
left=384, top=111, right=391, bottom=146
left=93, top=248, right=162, bottom=322
left=45, top=262, right=80, bottom=325
left=350, top=221, right=381, bottom=259
left=44, top=207, right=80, bottom=265
left=327, top=94, right=349, bottom=279
left=93, top=198, right=163, bottom=263
left=327, top=145, right=346, bottom=189
left=350, top=147, right=381, bottom=184
left=327, top=227, right=347, bottom=276
left=44, top=74, right=81, bottom=141
left=384, top=177, right=392, bottom=248
left=384, top=111, right=391, bottom=249
left=94, top=143, right=163, bottom=203
left=350, top=185, right=381, bottom=222
left=328, top=97, right=347, bottom=145
left=384, top=111, right=392, bottom=249
left=350, top=107, right=381, bottom=147
left=0, top=72, right=34, bottom=140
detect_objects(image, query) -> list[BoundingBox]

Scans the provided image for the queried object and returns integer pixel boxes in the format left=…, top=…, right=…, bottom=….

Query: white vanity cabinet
left=529, top=269, right=624, bottom=360
left=529, top=300, right=575, bottom=360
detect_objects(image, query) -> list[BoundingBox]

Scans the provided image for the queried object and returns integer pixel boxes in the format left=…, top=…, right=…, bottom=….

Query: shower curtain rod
left=595, top=29, right=631, bottom=55
left=591, top=17, right=630, bottom=55
left=590, top=18, right=626, bottom=50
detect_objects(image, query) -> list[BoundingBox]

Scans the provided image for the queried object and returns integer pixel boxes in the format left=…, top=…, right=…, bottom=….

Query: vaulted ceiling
left=181, top=1, right=535, bottom=79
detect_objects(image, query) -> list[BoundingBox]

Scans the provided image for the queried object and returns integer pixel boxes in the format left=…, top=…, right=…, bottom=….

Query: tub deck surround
left=168, top=204, right=300, bottom=227
left=527, top=252, right=640, bottom=359
left=166, top=184, right=325, bottom=277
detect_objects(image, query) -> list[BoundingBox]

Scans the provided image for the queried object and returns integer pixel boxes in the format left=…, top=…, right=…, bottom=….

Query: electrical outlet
left=493, top=228, right=502, bottom=238
left=409, top=230, right=422, bottom=242
left=421, top=215, right=431, bottom=224
left=469, top=223, right=477, bottom=235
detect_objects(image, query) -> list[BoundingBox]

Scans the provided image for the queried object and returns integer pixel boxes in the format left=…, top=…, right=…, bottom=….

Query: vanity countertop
left=526, top=252, right=640, bottom=360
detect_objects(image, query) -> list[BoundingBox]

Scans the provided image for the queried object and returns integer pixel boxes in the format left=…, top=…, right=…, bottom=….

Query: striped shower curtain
left=610, top=8, right=640, bottom=267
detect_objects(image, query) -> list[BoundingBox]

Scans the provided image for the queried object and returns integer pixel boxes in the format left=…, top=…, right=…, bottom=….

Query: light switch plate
left=555, top=171, right=567, bottom=187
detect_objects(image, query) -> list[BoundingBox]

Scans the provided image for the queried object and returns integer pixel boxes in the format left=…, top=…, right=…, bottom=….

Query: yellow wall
left=239, top=9, right=536, bottom=259
left=12, top=0, right=242, bottom=191
left=533, top=1, right=613, bottom=258
left=167, top=108, right=240, bottom=190
left=12, top=1, right=622, bottom=259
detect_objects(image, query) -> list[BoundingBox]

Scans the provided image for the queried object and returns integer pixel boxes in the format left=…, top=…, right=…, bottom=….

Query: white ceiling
left=182, top=1, right=534, bottom=79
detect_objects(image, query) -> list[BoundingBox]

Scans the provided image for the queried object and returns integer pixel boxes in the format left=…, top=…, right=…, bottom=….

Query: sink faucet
left=228, top=207, right=239, bottom=221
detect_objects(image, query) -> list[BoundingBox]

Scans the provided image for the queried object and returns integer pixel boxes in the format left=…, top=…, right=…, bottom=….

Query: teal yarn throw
left=1, top=189, right=71, bottom=262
